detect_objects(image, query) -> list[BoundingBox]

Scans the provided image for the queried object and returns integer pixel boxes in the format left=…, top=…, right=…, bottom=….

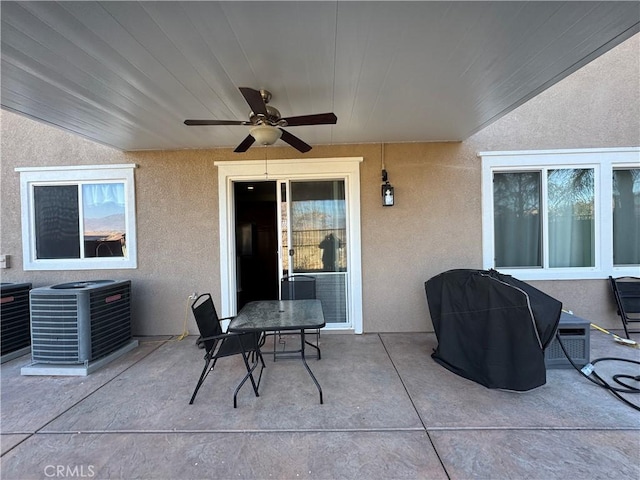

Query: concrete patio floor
left=1, top=330, right=639, bottom=479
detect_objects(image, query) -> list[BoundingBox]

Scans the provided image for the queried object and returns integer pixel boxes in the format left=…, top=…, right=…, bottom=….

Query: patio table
left=228, top=299, right=325, bottom=404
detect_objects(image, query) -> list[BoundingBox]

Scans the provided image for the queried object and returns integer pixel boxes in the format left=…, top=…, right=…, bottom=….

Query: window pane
left=290, top=180, right=346, bottom=272
left=82, top=183, right=126, bottom=257
left=288, top=180, right=348, bottom=324
left=548, top=169, right=595, bottom=267
left=493, top=172, right=541, bottom=267
left=34, top=185, right=80, bottom=259
left=613, top=169, right=640, bottom=265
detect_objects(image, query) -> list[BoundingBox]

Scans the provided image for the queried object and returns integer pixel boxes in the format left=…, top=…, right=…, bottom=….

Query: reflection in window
left=548, top=169, right=594, bottom=267
left=33, top=183, right=126, bottom=260
left=482, top=148, right=639, bottom=279
left=290, top=181, right=346, bottom=272
left=288, top=180, right=348, bottom=324
left=613, top=169, right=640, bottom=265
left=493, top=168, right=595, bottom=269
left=83, top=183, right=126, bottom=258
left=34, top=185, right=81, bottom=259
left=493, top=172, right=541, bottom=267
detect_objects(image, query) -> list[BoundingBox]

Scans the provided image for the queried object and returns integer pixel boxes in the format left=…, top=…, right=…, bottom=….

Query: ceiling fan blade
left=282, top=112, right=337, bottom=127
left=239, top=87, right=268, bottom=116
left=279, top=128, right=312, bottom=153
left=184, top=119, right=249, bottom=126
left=234, top=134, right=256, bottom=153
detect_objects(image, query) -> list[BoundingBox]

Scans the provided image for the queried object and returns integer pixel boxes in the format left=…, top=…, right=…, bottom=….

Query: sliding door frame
left=215, top=157, right=363, bottom=333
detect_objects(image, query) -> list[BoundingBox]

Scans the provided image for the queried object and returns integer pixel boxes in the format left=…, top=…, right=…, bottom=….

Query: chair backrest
left=281, top=275, right=316, bottom=300
left=191, top=293, right=223, bottom=351
left=610, top=276, right=640, bottom=316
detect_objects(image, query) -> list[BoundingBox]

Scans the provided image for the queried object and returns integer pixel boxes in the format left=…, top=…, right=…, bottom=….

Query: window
left=17, top=164, right=137, bottom=270
left=493, top=171, right=542, bottom=268
left=481, top=148, right=639, bottom=280
left=613, top=168, right=640, bottom=265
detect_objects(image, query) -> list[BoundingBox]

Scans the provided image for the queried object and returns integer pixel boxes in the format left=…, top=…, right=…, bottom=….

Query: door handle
left=289, top=249, right=295, bottom=256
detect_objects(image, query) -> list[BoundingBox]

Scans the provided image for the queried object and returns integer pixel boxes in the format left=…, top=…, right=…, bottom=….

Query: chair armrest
left=218, top=316, right=236, bottom=333
left=198, top=332, right=236, bottom=343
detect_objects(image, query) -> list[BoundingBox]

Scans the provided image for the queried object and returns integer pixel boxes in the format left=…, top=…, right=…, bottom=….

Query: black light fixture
left=381, top=169, right=394, bottom=206
left=380, top=143, right=394, bottom=206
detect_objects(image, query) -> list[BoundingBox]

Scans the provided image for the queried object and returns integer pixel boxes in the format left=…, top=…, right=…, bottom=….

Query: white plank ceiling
left=1, top=1, right=638, bottom=152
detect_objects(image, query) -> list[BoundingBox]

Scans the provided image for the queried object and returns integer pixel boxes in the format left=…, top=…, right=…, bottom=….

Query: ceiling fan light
left=250, top=125, right=282, bottom=145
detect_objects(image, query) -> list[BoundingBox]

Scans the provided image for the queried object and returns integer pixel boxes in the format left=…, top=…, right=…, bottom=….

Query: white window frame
left=16, top=164, right=138, bottom=271
left=215, top=157, right=364, bottom=333
left=480, top=147, right=640, bottom=280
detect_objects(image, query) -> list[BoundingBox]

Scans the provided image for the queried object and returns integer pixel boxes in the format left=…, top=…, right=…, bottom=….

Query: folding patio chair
left=189, top=293, right=265, bottom=408
left=609, top=276, right=640, bottom=338
left=274, top=275, right=321, bottom=360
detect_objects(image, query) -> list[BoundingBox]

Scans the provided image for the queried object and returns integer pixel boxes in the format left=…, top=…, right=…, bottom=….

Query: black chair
left=274, top=275, right=321, bottom=360
left=189, top=293, right=264, bottom=408
left=609, top=276, right=640, bottom=338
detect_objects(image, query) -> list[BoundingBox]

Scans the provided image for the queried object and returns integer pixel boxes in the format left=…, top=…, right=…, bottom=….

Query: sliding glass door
left=215, top=157, right=363, bottom=333
left=280, top=180, right=348, bottom=325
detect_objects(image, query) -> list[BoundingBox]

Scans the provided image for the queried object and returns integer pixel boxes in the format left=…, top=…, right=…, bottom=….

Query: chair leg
left=257, top=348, right=266, bottom=373
left=255, top=332, right=267, bottom=361
left=622, top=316, right=630, bottom=339
left=189, top=356, right=214, bottom=404
left=260, top=348, right=266, bottom=366
left=233, top=351, right=265, bottom=408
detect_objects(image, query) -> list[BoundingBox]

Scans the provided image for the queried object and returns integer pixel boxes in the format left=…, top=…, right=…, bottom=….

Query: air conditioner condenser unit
left=23, top=280, right=137, bottom=375
left=1, top=282, right=32, bottom=363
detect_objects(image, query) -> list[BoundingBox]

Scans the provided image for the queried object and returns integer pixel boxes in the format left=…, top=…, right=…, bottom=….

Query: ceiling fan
left=184, top=87, right=337, bottom=153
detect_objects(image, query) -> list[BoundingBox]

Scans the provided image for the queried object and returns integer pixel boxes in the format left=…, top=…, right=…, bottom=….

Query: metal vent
left=545, top=313, right=590, bottom=369
left=30, top=294, right=80, bottom=363
left=88, top=284, right=131, bottom=360
left=1, top=283, right=32, bottom=358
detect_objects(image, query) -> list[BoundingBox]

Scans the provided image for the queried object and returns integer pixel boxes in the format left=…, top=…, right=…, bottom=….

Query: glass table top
left=228, top=299, right=325, bottom=332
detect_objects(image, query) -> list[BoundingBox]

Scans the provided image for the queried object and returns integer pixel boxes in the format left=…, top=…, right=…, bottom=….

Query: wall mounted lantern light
left=380, top=143, right=395, bottom=207
left=381, top=169, right=394, bottom=206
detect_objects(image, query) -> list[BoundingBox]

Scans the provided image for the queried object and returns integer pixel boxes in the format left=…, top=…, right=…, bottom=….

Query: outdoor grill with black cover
left=425, top=269, right=562, bottom=391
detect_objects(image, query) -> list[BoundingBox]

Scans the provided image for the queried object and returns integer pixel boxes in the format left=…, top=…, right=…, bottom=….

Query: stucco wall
left=466, top=32, right=640, bottom=329
left=1, top=34, right=638, bottom=335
